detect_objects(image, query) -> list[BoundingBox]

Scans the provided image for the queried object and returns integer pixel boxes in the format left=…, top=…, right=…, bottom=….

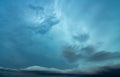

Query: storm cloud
left=62, top=45, right=120, bottom=63
left=0, top=0, right=120, bottom=74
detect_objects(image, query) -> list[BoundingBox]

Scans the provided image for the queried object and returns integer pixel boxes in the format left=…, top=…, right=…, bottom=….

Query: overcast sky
left=0, top=0, right=120, bottom=72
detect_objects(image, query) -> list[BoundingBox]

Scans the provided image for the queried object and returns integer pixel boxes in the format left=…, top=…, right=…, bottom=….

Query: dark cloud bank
left=62, top=45, right=120, bottom=63
left=0, top=65, right=120, bottom=77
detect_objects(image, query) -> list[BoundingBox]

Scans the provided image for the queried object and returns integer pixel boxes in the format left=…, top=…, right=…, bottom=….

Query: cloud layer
left=62, top=45, right=120, bottom=63
left=0, top=0, right=120, bottom=73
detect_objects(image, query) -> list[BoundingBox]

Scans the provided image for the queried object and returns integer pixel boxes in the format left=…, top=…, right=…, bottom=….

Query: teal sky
left=0, top=0, right=120, bottom=71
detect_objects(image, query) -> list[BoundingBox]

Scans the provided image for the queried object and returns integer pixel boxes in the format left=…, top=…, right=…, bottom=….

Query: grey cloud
left=1, top=64, right=120, bottom=76
left=80, top=45, right=95, bottom=55
left=88, top=51, right=120, bottom=62
left=62, top=45, right=120, bottom=63
left=62, top=45, right=82, bottom=63
left=62, top=45, right=96, bottom=63
left=73, top=33, right=89, bottom=42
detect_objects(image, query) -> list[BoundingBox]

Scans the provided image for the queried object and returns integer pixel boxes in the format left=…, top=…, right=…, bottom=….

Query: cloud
left=80, top=45, right=96, bottom=55
left=62, top=45, right=120, bottom=63
left=28, top=4, right=44, bottom=11
left=1, top=64, right=120, bottom=77
left=0, top=0, right=120, bottom=72
left=27, top=4, right=59, bottom=35
left=88, top=51, right=120, bottom=62
left=23, top=66, right=64, bottom=73
left=62, top=45, right=82, bottom=63
left=31, top=15, right=59, bottom=34
left=73, top=33, right=89, bottom=42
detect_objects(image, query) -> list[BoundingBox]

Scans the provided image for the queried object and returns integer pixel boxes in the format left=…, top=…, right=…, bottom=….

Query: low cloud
left=88, top=51, right=120, bottom=62
left=1, top=64, right=120, bottom=76
left=62, top=45, right=120, bottom=63
left=62, top=45, right=82, bottom=63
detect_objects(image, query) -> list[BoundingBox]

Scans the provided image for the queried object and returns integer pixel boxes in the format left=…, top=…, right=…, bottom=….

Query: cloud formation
left=0, top=0, right=120, bottom=72
left=62, top=45, right=82, bottom=63
left=1, top=64, right=120, bottom=76
left=88, top=51, right=120, bottom=62
left=62, top=45, right=120, bottom=63
left=73, top=33, right=89, bottom=42
left=30, top=15, right=59, bottom=34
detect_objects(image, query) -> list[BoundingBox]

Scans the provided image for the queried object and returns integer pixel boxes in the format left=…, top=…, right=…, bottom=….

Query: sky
left=0, top=0, right=120, bottom=72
